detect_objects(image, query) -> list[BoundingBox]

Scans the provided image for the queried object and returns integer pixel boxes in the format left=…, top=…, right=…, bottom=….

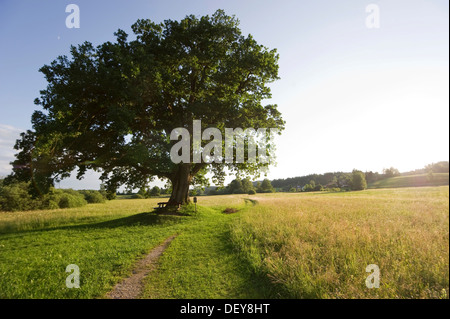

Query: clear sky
left=0, top=0, right=448, bottom=189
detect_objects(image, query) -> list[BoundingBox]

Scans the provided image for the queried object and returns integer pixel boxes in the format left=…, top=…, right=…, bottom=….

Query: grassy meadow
left=230, top=187, right=449, bottom=298
left=369, top=173, right=449, bottom=189
left=0, top=186, right=448, bottom=299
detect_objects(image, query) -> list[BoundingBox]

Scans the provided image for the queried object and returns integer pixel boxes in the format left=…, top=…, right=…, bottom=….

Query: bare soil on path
left=106, top=235, right=177, bottom=299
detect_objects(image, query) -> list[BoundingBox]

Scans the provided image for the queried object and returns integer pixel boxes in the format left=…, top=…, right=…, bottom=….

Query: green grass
left=0, top=196, right=279, bottom=298
left=230, top=187, right=449, bottom=298
left=0, top=187, right=448, bottom=299
left=141, top=204, right=279, bottom=299
left=369, top=173, right=449, bottom=189
left=0, top=198, right=190, bottom=298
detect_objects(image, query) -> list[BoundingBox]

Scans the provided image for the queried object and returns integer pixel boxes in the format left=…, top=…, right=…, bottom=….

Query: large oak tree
left=8, top=10, right=284, bottom=206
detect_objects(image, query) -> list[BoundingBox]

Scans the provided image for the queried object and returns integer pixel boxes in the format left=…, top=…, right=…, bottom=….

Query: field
left=0, top=186, right=448, bottom=299
left=369, top=173, right=449, bottom=189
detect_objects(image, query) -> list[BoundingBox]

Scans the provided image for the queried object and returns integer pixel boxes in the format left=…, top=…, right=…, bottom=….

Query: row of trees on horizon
left=127, top=161, right=449, bottom=198
left=270, top=161, right=449, bottom=193
left=1, top=161, right=448, bottom=211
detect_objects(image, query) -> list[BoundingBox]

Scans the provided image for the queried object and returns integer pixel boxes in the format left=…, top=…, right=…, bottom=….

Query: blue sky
left=0, top=0, right=448, bottom=189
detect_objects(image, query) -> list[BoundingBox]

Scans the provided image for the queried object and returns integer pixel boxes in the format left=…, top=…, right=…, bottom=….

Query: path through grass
left=0, top=197, right=278, bottom=298
left=141, top=205, right=278, bottom=298
left=1, top=188, right=448, bottom=299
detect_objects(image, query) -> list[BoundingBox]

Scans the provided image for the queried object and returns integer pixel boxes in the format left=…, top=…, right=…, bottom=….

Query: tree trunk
left=167, top=164, right=191, bottom=206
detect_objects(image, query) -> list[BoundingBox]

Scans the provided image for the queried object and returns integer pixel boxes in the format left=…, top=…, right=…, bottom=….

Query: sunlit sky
left=0, top=0, right=448, bottom=189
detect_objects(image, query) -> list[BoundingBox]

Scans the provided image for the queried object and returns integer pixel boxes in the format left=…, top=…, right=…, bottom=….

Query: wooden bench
left=156, top=202, right=168, bottom=209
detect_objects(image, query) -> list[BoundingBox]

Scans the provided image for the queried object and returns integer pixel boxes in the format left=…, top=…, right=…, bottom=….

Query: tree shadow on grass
left=74, top=212, right=185, bottom=230
left=0, top=211, right=188, bottom=237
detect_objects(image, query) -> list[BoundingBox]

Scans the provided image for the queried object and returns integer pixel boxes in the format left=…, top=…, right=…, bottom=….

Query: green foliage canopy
left=7, top=10, right=284, bottom=205
left=351, top=170, right=367, bottom=191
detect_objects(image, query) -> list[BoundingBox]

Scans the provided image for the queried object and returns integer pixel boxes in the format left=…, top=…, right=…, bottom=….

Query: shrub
left=0, top=182, right=37, bottom=211
left=149, top=186, right=161, bottom=197
left=259, top=179, right=275, bottom=193
left=313, top=184, right=324, bottom=191
left=248, top=189, right=256, bottom=195
left=45, top=199, right=60, bottom=210
left=106, top=191, right=117, bottom=200
left=351, top=170, right=367, bottom=190
left=58, top=194, right=86, bottom=208
left=0, top=183, right=89, bottom=211
left=131, top=193, right=144, bottom=199
left=79, top=190, right=106, bottom=203
left=48, top=189, right=87, bottom=208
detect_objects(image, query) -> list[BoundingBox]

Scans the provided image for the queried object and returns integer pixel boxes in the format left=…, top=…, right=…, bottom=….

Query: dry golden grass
left=1, top=187, right=447, bottom=299
left=230, top=187, right=449, bottom=298
left=0, top=194, right=249, bottom=234
left=0, top=198, right=163, bottom=233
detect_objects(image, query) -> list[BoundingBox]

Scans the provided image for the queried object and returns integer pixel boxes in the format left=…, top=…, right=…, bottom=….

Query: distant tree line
left=2, top=161, right=446, bottom=209
left=135, top=186, right=164, bottom=199
left=202, top=170, right=369, bottom=195
left=129, top=162, right=447, bottom=198
left=269, top=162, right=449, bottom=192
left=271, top=170, right=369, bottom=192
left=401, top=161, right=449, bottom=176
left=204, top=178, right=275, bottom=195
